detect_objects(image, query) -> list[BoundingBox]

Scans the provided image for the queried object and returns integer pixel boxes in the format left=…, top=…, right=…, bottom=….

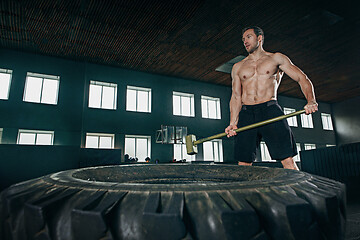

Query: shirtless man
left=225, top=26, right=318, bottom=170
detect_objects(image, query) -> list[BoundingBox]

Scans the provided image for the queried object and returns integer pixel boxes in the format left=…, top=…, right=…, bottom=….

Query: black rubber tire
left=0, top=164, right=346, bottom=240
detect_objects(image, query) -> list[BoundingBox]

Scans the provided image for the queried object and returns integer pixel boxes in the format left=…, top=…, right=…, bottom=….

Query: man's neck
left=248, top=46, right=266, bottom=60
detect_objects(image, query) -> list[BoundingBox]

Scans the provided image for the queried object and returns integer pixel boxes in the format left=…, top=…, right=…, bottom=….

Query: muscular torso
left=235, top=52, right=283, bottom=105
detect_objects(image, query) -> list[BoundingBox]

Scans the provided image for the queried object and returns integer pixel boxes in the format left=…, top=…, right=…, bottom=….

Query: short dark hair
left=242, top=26, right=264, bottom=41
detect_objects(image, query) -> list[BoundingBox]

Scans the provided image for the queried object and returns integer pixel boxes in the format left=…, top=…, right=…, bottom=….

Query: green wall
left=0, top=49, right=339, bottom=189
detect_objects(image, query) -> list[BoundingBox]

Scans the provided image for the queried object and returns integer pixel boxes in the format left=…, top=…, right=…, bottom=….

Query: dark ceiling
left=1, top=0, right=359, bottom=103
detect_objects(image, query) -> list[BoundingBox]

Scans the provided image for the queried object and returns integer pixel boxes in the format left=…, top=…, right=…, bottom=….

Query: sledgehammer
left=185, top=109, right=305, bottom=155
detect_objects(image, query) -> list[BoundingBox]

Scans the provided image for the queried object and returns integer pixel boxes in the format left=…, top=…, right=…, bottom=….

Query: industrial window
left=126, top=86, right=152, bottom=113
left=17, top=129, right=54, bottom=145
left=293, top=143, right=302, bottom=162
left=0, top=128, right=3, bottom=144
left=89, top=81, right=117, bottom=110
left=0, top=68, right=12, bottom=100
left=203, top=140, right=223, bottom=162
left=304, top=143, right=316, bottom=150
left=301, top=113, right=314, bottom=128
left=201, top=95, right=221, bottom=119
left=173, top=91, right=195, bottom=117
left=23, top=72, right=60, bottom=105
left=125, top=135, right=151, bottom=162
left=174, top=143, right=195, bottom=161
left=283, top=107, right=298, bottom=127
left=260, top=142, right=274, bottom=162
left=321, top=113, right=334, bottom=130
left=85, top=133, right=114, bottom=149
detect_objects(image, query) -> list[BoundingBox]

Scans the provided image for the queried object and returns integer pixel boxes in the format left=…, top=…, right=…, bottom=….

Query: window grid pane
left=18, top=133, right=36, bottom=145
left=173, top=95, right=181, bottom=115
left=174, top=144, right=182, bottom=160
left=41, top=79, right=59, bottom=104
left=85, top=136, right=99, bottom=148
left=125, top=137, right=136, bottom=157
left=24, top=76, right=42, bottom=103
left=126, top=89, right=137, bottom=111
left=102, top=86, right=116, bottom=109
left=99, top=136, right=113, bottom=149
left=36, top=133, right=53, bottom=145
left=208, top=100, right=217, bottom=119
left=201, top=99, right=208, bottom=118
left=137, top=90, right=149, bottom=112
left=136, top=138, right=148, bottom=161
left=89, top=84, right=102, bottom=108
left=203, top=142, right=214, bottom=160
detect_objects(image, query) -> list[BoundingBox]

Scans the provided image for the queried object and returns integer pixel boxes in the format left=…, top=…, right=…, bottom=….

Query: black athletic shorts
left=234, top=100, right=298, bottom=163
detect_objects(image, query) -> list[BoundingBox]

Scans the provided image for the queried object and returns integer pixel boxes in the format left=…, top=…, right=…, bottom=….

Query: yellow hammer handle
left=193, top=109, right=306, bottom=146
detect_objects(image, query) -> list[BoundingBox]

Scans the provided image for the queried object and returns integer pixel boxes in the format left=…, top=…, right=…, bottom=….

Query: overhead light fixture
left=215, top=55, right=246, bottom=74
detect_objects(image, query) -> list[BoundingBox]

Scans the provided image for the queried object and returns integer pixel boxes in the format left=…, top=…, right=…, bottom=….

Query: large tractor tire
left=0, top=164, right=346, bottom=240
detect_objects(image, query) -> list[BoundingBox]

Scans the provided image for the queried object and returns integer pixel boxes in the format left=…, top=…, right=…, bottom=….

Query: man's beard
left=247, top=43, right=259, bottom=54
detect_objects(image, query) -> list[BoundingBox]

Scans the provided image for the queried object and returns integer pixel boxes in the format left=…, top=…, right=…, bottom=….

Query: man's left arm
left=275, top=52, right=318, bottom=114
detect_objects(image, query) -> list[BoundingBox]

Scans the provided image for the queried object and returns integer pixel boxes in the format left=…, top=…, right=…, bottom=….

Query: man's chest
left=239, top=58, right=279, bottom=80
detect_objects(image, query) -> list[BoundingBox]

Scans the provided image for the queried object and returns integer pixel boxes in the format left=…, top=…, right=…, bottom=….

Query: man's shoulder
left=271, top=52, right=287, bottom=59
left=232, top=58, right=246, bottom=69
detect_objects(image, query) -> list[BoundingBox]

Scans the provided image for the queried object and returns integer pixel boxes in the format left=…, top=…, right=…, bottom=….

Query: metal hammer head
left=185, top=134, right=198, bottom=155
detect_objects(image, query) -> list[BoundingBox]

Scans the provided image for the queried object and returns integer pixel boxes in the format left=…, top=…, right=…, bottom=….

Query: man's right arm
left=225, top=63, right=242, bottom=137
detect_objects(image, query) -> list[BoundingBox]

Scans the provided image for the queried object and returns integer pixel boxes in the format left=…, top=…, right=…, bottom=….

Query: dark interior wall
left=332, top=96, right=360, bottom=145
left=0, top=49, right=338, bottom=167
left=0, top=49, right=232, bottom=163
left=277, top=96, right=336, bottom=149
left=0, top=49, right=85, bottom=146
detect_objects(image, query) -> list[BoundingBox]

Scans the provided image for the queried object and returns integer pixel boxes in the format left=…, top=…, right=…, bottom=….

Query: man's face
left=242, top=29, right=261, bottom=54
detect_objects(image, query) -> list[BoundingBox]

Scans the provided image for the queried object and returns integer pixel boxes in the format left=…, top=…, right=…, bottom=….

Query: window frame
left=203, top=139, right=223, bottom=162
left=293, top=143, right=302, bottom=162
left=17, top=129, right=54, bottom=145
left=201, top=95, right=221, bottom=119
left=304, top=143, right=316, bottom=150
left=321, top=113, right=334, bottom=130
left=0, top=128, right=3, bottom=144
left=173, top=91, right=195, bottom=117
left=126, top=85, right=152, bottom=113
left=85, top=133, right=115, bottom=149
left=301, top=113, right=314, bottom=128
left=125, top=135, right=151, bottom=162
left=173, top=143, right=196, bottom=161
left=0, top=68, right=13, bottom=100
left=283, top=107, right=298, bottom=127
left=23, top=72, right=60, bottom=105
left=88, top=80, right=118, bottom=110
left=260, top=141, right=275, bottom=162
